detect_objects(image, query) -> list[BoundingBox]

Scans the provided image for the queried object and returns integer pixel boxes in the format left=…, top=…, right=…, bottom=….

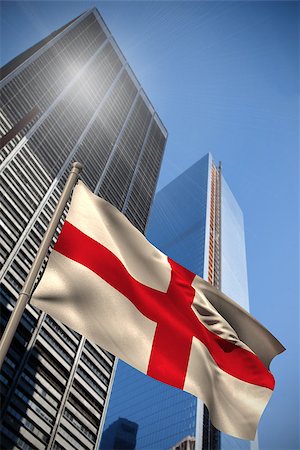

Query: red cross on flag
left=31, top=181, right=284, bottom=440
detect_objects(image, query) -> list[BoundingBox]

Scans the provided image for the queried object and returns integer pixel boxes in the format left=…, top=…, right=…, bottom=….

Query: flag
left=31, top=181, right=285, bottom=440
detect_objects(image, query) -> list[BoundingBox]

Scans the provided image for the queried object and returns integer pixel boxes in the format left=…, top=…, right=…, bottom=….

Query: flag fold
left=31, top=181, right=285, bottom=440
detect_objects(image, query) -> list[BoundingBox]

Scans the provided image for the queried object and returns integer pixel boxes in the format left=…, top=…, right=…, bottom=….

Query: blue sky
left=1, top=1, right=299, bottom=449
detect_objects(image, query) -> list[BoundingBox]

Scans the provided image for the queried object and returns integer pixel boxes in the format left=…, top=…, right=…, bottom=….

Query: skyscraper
left=103, top=153, right=251, bottom=450
left=100, top=418, right=138, bottom=450
left=0, top=8, right=167, bottom=449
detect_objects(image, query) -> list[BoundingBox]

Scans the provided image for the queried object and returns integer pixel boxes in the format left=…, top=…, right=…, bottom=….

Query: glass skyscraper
left=0, top=8, right=167, bottom=449
left=100, top=418, right=138, bottom=450
left=103, top=153, right=252, bottom=450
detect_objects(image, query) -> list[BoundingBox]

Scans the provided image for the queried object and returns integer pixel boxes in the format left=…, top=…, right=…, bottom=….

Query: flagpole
left=0, top=161, right=83, bottom=370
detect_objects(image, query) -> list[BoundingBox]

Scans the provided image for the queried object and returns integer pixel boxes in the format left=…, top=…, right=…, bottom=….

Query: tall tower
left=0, top=8, right=167, bottom=450
left=100, top=418, right=138, bottom=450
left=102, top=153, right=251, bottom=450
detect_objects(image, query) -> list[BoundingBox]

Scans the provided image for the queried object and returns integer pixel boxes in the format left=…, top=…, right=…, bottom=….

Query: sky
left=1, top=1, right=299, bottom=450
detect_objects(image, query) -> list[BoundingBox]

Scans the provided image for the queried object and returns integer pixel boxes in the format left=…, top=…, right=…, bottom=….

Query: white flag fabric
left=31, top=181, right=285, bottom=440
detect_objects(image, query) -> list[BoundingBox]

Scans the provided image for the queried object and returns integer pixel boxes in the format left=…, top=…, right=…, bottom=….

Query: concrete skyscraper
left=0, top=8, right=167, bottom=449
left=103, top=153, right=252, bottom=450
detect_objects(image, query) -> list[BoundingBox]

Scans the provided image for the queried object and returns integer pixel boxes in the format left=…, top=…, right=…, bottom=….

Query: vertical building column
left=122, top=112, right=155, bottom=213
left=94, top=87, right=142, bottom=195
left=208, top=164, right=221, bottom=288
left=216, top=162, right=222, bottom=289
left=46, top=337, right=85, bottom=449
left=203, top=162, right=222, bottom=450
left=95, top=358, right=119, bottom=448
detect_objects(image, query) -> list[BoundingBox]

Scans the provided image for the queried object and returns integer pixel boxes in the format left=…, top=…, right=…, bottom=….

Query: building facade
left=100, top=418, right=138, bottom=450
left=0, top=8, right=167, bottom=450
left=170, top=436, right=196, bottom=450
left=102, top=153, right=252, bottom=450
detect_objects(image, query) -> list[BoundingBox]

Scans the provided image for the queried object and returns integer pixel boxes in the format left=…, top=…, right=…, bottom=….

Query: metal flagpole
left=0, top=161, right=83, bottom=370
